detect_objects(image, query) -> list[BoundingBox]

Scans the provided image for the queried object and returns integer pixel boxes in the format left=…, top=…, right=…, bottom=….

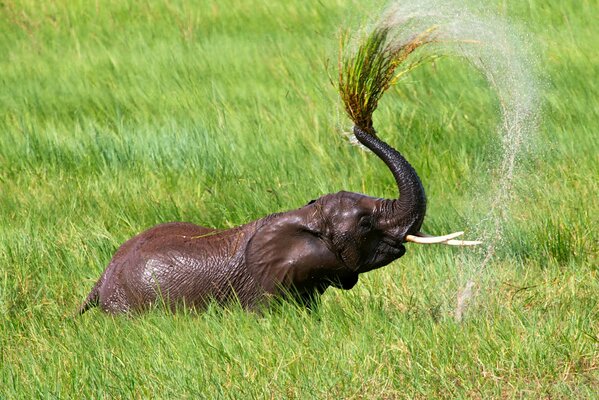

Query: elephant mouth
left=381, top=244, right=405, bottom=261
left=358, top=238, right=406, bottom=273
left=381, top=237, right=405, bottom=252
left=335, top=237, right=405, bottom=273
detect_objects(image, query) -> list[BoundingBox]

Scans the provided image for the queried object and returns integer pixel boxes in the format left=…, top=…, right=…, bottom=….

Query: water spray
left=338, top=0, right=540, bottom=321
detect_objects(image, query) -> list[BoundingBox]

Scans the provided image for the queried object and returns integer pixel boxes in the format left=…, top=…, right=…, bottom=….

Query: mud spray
left=369, top=0, right=540, bottom=321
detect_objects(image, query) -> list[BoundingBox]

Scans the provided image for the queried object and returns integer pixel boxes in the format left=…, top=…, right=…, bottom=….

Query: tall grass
left=338, top=25, right=435, bottom=131
left=1, top=0, right=597, bottom=398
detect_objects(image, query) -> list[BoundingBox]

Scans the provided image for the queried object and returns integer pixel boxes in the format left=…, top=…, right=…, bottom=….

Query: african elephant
left=78, top=126, right=477, bottom=315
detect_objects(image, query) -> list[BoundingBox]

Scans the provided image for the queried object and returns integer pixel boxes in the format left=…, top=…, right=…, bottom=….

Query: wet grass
left=1, top=0, right=597, bottom=398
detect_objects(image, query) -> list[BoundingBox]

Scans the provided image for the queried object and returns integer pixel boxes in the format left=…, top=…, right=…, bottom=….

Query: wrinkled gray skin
left=79, top=126, right=427, bottom=314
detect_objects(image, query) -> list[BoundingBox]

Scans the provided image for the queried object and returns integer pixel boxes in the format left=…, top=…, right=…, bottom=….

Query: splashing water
left=370, top=0, right=540, bottom=320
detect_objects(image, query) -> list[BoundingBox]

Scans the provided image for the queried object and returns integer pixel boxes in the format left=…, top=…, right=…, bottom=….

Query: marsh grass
left=338, top=25, right=436, bottom=131
left=1, top=0, right=598, bottom=398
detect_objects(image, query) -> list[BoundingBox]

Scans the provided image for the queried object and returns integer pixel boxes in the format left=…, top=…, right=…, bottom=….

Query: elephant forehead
left=331, top=193, right=379, bottom=212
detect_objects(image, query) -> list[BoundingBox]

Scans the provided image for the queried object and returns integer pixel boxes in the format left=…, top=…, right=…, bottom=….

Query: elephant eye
left=358, top=216, right=372, bottom=228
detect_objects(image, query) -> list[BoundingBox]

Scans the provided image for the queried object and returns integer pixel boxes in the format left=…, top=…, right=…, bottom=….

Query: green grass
left=1, top=0, right=597, bottom=398
left=338, top=24, right=435, bottom=131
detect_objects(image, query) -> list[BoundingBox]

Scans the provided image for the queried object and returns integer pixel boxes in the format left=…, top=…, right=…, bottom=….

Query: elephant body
left=79, top=127, right=425, bottom=315
left=84, top=222, right=262, bottom=314
left=80, top=192, right=406, bottom=314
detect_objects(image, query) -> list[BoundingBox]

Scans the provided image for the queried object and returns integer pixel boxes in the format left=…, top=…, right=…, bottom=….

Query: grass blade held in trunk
left=338, top=25, right=437, bottom=133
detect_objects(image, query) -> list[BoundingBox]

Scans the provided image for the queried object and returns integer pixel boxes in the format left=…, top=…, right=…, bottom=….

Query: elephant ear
left=245, top=209, right=346, bottom=294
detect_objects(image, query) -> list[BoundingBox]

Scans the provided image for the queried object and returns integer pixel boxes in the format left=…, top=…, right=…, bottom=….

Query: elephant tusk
left=405, top=231, right=482, bottom=246
left=405, top=231, right=464, bottom=244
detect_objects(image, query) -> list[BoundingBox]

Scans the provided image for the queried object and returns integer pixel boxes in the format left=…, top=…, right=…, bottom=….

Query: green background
left=1, top=0, right=597, bottom=397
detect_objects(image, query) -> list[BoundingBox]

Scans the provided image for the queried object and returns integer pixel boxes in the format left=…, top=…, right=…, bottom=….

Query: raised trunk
left=353, top=125, right=427, bottom=235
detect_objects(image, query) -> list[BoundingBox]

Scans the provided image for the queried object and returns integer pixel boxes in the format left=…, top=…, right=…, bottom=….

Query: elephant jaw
left=404, top=231, right=482, bottom=246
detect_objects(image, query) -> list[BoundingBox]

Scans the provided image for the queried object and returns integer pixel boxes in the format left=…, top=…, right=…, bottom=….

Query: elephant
left=78, top=126, right=478, bottom=315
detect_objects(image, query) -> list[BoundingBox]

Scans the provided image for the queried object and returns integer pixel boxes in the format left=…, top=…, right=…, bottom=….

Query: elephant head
left=246, top=191, right=408, bottom=294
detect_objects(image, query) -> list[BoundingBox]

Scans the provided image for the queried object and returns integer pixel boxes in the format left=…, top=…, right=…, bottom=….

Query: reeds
left=338, top=25, right=437, bottom=132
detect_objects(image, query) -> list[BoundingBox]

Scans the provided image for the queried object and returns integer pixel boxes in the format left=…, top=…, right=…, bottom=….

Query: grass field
left=1, top=0, right=597, bottom=398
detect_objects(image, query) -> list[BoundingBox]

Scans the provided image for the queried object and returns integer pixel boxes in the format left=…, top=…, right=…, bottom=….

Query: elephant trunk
left=353, top=125, right=427, bottom=235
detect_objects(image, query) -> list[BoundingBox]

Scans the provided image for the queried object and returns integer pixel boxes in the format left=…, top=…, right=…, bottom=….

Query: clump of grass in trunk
left=338, top=25, right=437, bottom=133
